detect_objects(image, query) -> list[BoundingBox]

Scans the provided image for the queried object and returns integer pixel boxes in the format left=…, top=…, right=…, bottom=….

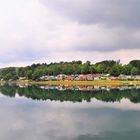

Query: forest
left=0, top=60, right=140, bottom=80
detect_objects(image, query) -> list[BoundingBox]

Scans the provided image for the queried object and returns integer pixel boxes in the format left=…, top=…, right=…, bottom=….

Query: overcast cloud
left=0, top=0, right=140, bottom=66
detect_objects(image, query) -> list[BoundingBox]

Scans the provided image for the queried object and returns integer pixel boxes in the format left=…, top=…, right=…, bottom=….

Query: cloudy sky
left=0, top=0, right=140, bottom=67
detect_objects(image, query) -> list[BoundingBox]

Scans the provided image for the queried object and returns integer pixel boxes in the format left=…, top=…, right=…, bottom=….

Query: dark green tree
left=109, top=65, right=122, bottom=76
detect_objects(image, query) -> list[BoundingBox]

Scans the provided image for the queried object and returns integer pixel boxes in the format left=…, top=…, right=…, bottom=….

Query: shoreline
left=4, top=80, right=140, bottom=86
left=31, top=80, right=140, bottom=86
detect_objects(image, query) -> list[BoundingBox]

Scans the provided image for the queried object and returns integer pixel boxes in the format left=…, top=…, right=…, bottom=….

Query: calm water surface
left=0, top=85, right=140, bottom=140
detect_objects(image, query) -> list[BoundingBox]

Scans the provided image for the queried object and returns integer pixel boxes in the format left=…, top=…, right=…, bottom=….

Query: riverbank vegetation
left=1, top=60, right=140, bottom=81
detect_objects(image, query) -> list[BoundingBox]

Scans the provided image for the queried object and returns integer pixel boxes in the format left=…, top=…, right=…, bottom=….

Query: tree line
left=0, top=60, right=140, bottom=80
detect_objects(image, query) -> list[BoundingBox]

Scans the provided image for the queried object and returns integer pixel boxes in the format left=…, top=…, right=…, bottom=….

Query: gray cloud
left=74, top=27, right=140, bottom=52
left=36, top=0, right=140, bottom=56
left=0, top=0, right=140, bottom=66
left=42, top=0, right=140, bottom=27
left=41, top=0, right=140, bottom=27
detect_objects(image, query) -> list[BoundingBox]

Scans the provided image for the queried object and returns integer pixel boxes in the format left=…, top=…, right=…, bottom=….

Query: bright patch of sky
left=0, top=0, right=140, bottom=67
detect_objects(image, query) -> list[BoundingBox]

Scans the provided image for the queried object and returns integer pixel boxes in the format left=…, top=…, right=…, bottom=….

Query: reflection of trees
left=0, top=85, right=16, bottom=97
left=0, top=85, right=140, bottom=103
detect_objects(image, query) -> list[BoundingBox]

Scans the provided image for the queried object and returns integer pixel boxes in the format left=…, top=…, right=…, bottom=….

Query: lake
left=0, top=84, right=140, bottom=140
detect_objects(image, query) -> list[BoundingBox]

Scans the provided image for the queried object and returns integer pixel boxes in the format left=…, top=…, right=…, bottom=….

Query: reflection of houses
left=78, top=87, right=89, bottom=91
left=40, top=85, right=57, bottom=90
left=38, top=85, right=140, bottom=91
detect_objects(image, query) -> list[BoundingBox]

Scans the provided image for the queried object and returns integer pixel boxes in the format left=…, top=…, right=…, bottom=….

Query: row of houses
left=39, top=74, right=140, bottom=81
left=39, top=74, right=101, bottom=81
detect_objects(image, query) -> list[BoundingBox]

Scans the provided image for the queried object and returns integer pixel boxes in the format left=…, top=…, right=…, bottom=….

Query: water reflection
left=0, top=84, right=140, bottom=103
left=0, top=95, right=140, bottom=140
left=0, top=85, right=140, bottom=139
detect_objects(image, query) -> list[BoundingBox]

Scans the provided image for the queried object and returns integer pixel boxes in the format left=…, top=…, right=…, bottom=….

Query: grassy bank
left=30, top=80, right=140, bottom=86
left=1, top=80, right=140, bottom=86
